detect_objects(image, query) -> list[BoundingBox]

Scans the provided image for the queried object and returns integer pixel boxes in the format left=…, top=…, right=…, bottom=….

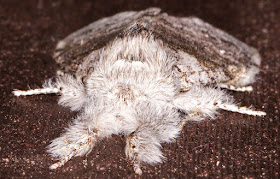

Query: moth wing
left=53, top=8, right=161, bottom=75
left=146, top=15, right=261, bottom=87
left=54, top=8, right=261, bottom=87
left=143, top=14, right=261, bottom=86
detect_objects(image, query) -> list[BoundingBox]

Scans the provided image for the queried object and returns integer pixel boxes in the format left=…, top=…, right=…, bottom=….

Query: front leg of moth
left=125, top=130, right=164, bottom=175
left=173, top=86, right=266, bottom=118
left=47, top=118, right=98, bottom=170
left=217, top=83, right=254, bottom=92
left=13, top=74, right=87, bottom=111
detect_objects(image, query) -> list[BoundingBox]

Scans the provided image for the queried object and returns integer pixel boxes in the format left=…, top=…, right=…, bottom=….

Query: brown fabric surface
left=0, top=0, right=279, bottom=178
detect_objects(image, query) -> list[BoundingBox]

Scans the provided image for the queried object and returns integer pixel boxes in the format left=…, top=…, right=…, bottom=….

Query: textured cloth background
left=0, top=0, right=279, bottom=178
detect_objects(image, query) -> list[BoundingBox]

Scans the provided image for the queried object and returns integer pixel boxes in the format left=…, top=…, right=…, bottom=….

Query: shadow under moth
left=13, top=8, right=266, bottom=175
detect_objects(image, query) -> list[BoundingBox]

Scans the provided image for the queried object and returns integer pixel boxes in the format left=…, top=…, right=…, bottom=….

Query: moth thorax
left=113, top=84, right=140, bottom=104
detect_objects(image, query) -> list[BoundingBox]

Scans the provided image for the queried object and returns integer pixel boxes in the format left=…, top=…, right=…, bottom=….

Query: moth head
left=111, top=84, right=141, bottom=105
left=85, top=59, right=146, bottom=101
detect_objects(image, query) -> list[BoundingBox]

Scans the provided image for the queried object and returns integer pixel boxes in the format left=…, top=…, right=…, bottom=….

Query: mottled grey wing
left=151, top=15, right=261, bottom=67
left=54, top=8, right=261, bottom=86
left=145, top=14, right=261, bottom=86
left=53, top=8, right=161, bottom=74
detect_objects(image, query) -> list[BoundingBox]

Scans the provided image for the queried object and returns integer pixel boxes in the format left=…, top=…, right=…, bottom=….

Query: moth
left=13, top=8, right=266, bottom=175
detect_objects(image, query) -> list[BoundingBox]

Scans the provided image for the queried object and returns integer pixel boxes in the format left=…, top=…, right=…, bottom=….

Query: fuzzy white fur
left=13, top=35, right=265, bottom=175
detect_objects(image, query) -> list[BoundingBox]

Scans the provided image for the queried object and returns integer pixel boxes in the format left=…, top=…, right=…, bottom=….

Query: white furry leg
left=132, top=159, right=142, bottom=175
left=173, top=86, right=266, bottom=118
left=14, top=75, right=87, bottom=111
left=49, top=140, right=75, bottom=170
left=125, top=148, right=143, bottom=175
left=13, top=87, right=60, bottom=96
left=49, top=135, right=97, bottom=170
left=47, top=119, right=98, bottom=169
left=215, top=101, right=266, bottom=116
left=218, top=84, right=253, bottom=92
left=125, top=134, right=143, bottom=175
left=125, top=131, right=164, bottom=175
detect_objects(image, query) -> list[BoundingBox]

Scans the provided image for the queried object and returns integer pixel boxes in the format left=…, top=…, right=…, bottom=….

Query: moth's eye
left=132, top=145, right=136, bottom=149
